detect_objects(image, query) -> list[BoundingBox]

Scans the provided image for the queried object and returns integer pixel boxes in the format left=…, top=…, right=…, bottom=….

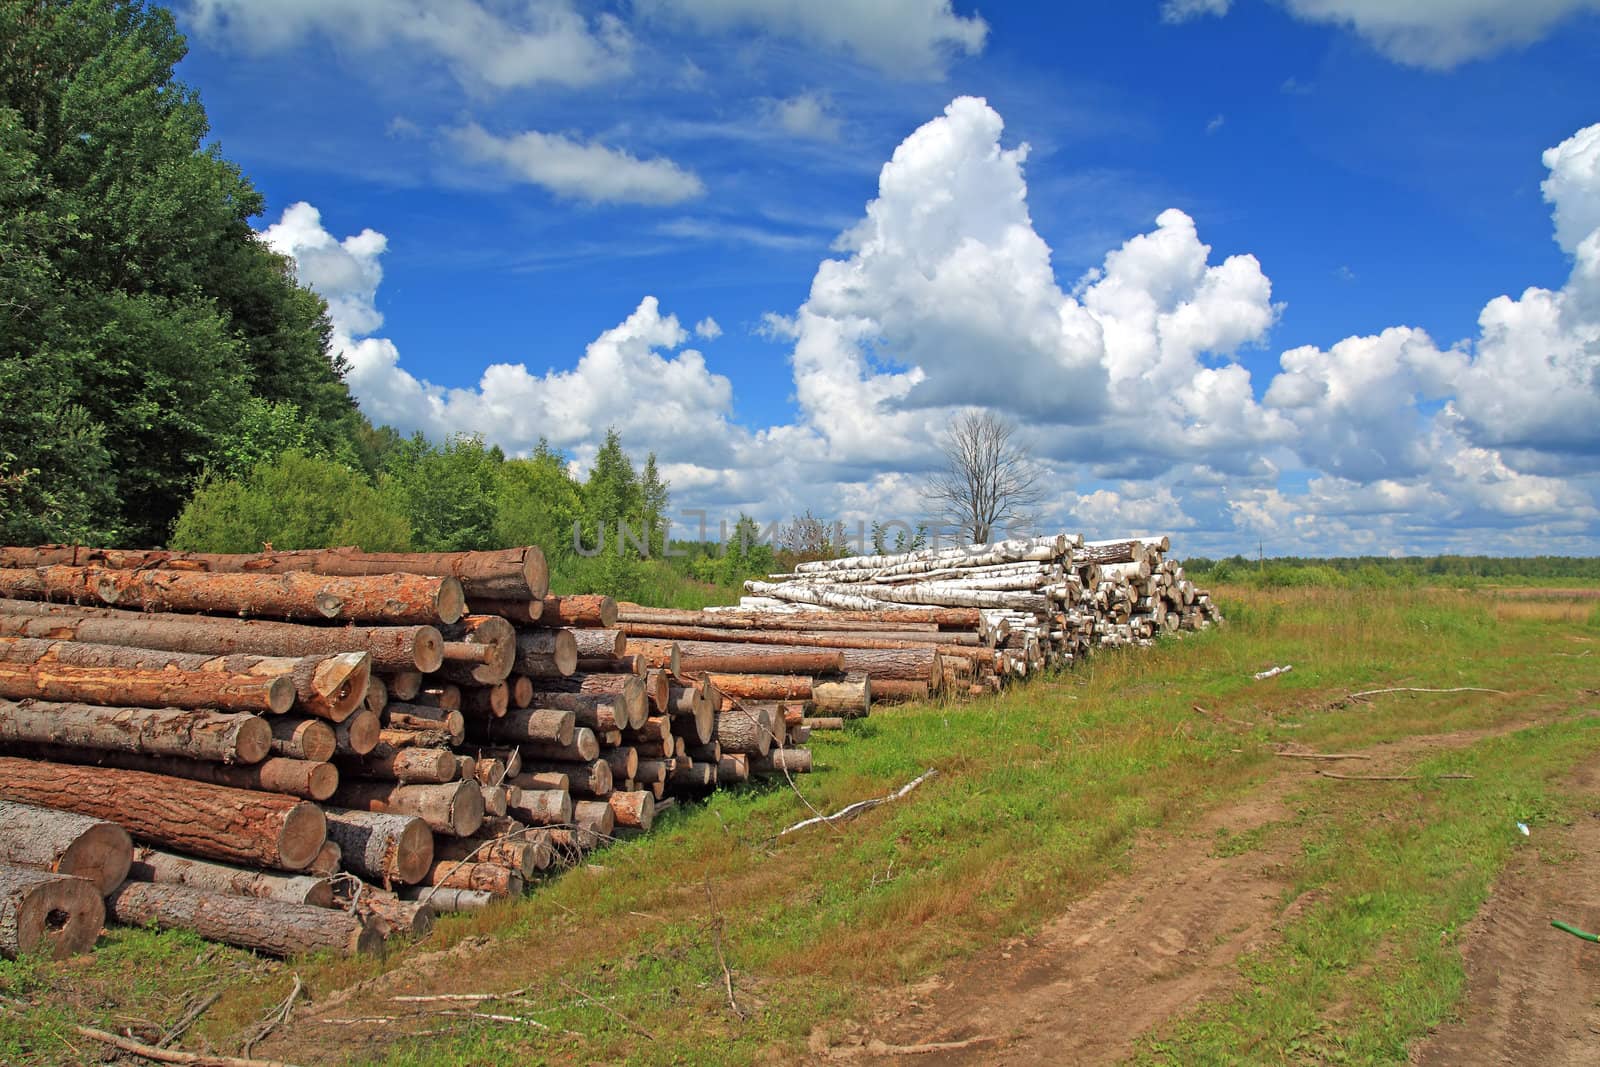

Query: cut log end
left=275, top=802, right=328, bottom=871
left=436, top=578, right=467, bottom=626
left=0, top=865, right=104, bottom=960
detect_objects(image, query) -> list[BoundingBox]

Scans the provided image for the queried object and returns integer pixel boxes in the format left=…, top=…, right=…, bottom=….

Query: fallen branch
left=72, top=1026, right=301, bottom=1067
left=1319, top=772, right=1475, bottom=782
left=390, top=989, right=528, bottom=1004
left=1275, top=752, right=1372, bottom=761
left=1254, top=664, right=1293, bottom=681
left=779, top=769, right=938, bottom=836
left=864, top=1035, right=1003, bottom=1056
left=704, top=879, right=744, bottom=1020
left=158, top=991, right=222, bottom=1049
left=240, top=975, right=301, bottom=1058
left=1347, top=686, right=1506, bottom=700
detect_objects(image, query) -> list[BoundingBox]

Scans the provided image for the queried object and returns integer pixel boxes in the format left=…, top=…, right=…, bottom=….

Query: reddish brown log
left=470, top=707, right=574, bottom=747
left=0, top=636, right=368, bottom=721
left=384, top=670, right=423, bottom=701
left=607, top=790, right=654, bottom=830
left=0, top=545, right=547, bottom=601
left=0, top=800, right=131, bottom=894
left=536, top=674, right=646, bottom=728
left=339, top=745, right=458, bottom=785
left=706, top=673, right=814, bottom=701
left=421, top=859, right=521, bottom=897
left=308, top=839, right=342, bottom=878
left=354, top=887, right=435, bottom=938
left=16, top=745, right=338, bottom=801
left=335, top=709, right=382, bottom=756
left=752, top=747, right=813, bottom=775
left=363, top=675, right=387, bottom=716
left=271, top=718, right=336, bottom=763
left=573, top=800, right=615, bottom=839
left=330, top=780, right=484, bottom=837
left=507, top=788, right=573, bottom=826
left=0, top=601, right=444, bottom=672
left=575, top=654, right=644, bottom=677
left=622, top=639, right=681, bottom=675
left=532, top=595, right=617, bottom=628
left=617, top=604, right=979, bottom=627
left=434, top=836, right=542, bottom=878
left=570, top=628, right=626, bottom=658
left=0, top=757, right=323, bottom=869
left=665, top=685, right=714, bottom=747
left=519, top=758, right=611, bottom=798
left=0, top=566, right=465, bottom=625
left=622, top=622, right=978, bottom=647
left=0, top=863, right=103, bottom=959
left=664, top=641, right=845, bottom=676
left=461, top=683, right=509, bottom=719
left=634, top=758, right=669, bottom=785
left=512, top=770, right=569, bottom=792
left=512, top=630, right=577, bottom=678
left=508, top=675, right=534, bottom=709
left=602, top=746, right=639, bottom=782
left=129, top=847, right=333, bottom=907
left=521, top=726, right=598, bottom=763
left=864, top=679, right=927, bottom=704
left=437, top=616, right=515, bottom=686
left=107, top=881, right=379, bottom=957
left=714, top=706, right=775, bottom=757
left=0, top=700, right=271, bottom=763
left=323, top=808, right=433, bottom=885
left=386, top=705, right=465, bottom=745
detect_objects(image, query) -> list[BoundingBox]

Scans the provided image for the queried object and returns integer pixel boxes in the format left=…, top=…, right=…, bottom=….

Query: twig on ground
left=1318, top=772, right=1475, bottom=782
left=704, top=879, right=745, bottom=1020
left=73, top=1025, right=300, bottom=1067
left=864, top=1035, right=1003, bottom=1056
left=779, top=769, right=939, bottom=836
left=390, top=989, right=528, bottom=1004
left=556, top=979, right=654, bottom=1042
left=1347, top=686, right=1506, bottom=700
left=1275, top=752, right=1372, bottom=761
left=157, top=991, right=222, bottom=1048
left=1254, top=665, right=1293, bottom=681
left=240, top=975, right=300, bottom=1058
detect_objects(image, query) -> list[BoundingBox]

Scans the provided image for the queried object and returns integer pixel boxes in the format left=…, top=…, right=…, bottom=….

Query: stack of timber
left=0, top=542, right=814, bottom=958
left=618, top=533, right=1221, bottom=696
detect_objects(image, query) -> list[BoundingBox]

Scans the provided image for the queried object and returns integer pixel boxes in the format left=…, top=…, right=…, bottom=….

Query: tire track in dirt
left=813, top=719, right=1556, bottom=1065
left=1410, top=755, right=1600, bottom=1067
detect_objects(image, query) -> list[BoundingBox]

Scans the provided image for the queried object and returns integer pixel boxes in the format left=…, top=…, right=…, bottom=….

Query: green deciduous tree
left=0, top=0, right=358, bottom=545
left=380, top=433, right=501, bottom=553
left=169, top=450, right=411, bottom=553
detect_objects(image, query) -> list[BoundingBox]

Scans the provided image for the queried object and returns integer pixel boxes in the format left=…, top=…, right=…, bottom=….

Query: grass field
left=2, top=584, right=1596, bottom=1064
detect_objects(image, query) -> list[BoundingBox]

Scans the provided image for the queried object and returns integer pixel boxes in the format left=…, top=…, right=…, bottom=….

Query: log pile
left=617, top=533, right=1220, bottom=697
left=0, top=543, right=811, bottom=959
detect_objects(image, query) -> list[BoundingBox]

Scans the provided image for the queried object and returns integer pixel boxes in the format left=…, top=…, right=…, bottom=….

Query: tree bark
left=862, top=678, right=925, bottom=704
left=0, top=756, right=324, bottom=870
left=107, top=881, right=380, bottom=957
left=532, top=595, right=617, bottom=628
left=0, top=700, right=271, bottom=763
left=751, top=747, right=813, bottom=775
left=0, top=566, right=465, bottom=625
left=270, top=718, right=336, bottom=763
left=334, top=709, right=381, bottom=756
left=535, top=674, right=645, bottom=728
left=812, top=678, right=872, bottom=715
left=0, top=863, right=103, bottom=959
left=128, top=847, right=333, bottom=907
left=718, top=753, right=749, bottom=783
left=338, top=745, right=458, bottom=785
left=436, top=616, right=516, bottom=686
left=518, top=758, right=611, bottom=798
left=8, top=745, right=339, bottom=801
left=383, top=670, right=423, bottom=701
left=434, top=836, right=541, bottom=878
left=705, top=673, right=814, bottom=701
left=570, top=628, right=626, bottom=657
left=607, top=790, right=653, bottom=831
left=460, top=683, right=509, bottom=719
left=470, top=707, right=574, bottom=747
left=0, top=800, right=131, bottom=894
left=0, top=636, right=368, bottom=721
left=399, top=886, right=493, bottom=911
left=656, top=640, right=844, bottom=676
left=421, top=859, right=521, bottom=897
left=322, top=808, right=433, bottom=886
left=0, top=601, right=444, bottom=672
left=520, top=726, right=598, bottom=763
left=0, top=545, right=548, bottom=601
left=507, top=788, right=573, bottom=827
left=331, top=779, right=484, bottom=838
left=573, top=800, right=614, bottom=839
left=512, top=629, right=577, bottom=678
left=714, top=706, right=774, bottom=757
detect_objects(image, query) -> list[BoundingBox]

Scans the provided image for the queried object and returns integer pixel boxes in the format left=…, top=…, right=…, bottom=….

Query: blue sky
left=172, top=1, right=1600, bottom=556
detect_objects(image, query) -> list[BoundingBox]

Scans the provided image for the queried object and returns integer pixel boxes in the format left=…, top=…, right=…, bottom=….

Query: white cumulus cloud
left=181, top=0, right=633, bottom=91
left=638, top=0, right=987, bottom=78
left=445, top=123, right=705, bottom=205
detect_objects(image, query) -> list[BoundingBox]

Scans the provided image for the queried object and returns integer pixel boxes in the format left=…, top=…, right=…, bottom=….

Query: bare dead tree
left=924, top=410, right=1042, bottom=544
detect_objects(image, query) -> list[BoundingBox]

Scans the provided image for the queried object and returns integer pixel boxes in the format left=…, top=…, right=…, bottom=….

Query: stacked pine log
left=622, top=534, right=1220, bottom=696
left=0, top=544, right=810, bottom=960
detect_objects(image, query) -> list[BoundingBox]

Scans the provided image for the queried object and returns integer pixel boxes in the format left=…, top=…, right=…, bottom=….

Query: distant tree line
left=1185, top=555, right=1600, bottom=586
